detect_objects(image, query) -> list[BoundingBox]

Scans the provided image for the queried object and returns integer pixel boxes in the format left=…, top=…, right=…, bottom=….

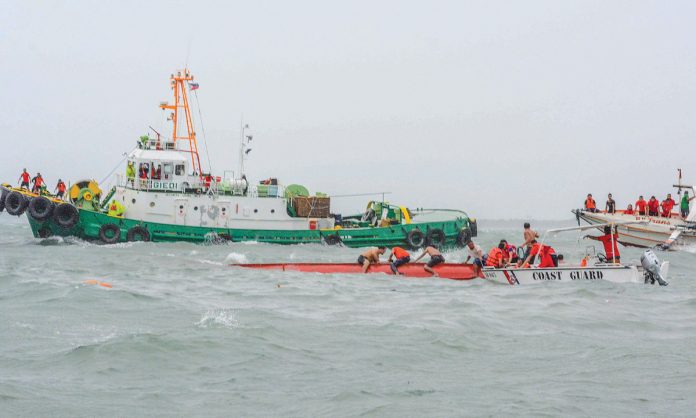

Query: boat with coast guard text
left=0, top=69, right=476, bottom=247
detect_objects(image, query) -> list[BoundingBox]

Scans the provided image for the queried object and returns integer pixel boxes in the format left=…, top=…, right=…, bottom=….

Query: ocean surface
left=1, top=215, right=695, bottom=417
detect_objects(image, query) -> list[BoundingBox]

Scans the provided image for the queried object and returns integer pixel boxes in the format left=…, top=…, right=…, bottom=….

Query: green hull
left=27, top=208, right=475, bottom=248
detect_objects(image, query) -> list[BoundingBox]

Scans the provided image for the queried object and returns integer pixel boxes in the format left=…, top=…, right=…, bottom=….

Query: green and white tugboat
left=0, top=69, right=476, bottom=248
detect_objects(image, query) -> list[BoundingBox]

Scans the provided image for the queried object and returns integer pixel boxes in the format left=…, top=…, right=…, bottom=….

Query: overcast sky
left=2, top=0, right=696, bottom=219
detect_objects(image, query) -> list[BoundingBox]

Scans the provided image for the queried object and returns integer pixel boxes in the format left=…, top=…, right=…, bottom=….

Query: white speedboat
left=482, top=223, right=670, bottom=286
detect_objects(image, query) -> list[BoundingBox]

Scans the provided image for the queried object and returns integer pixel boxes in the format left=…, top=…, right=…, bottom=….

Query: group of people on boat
left=357, top=245, right=445, bottom=276
left=584, top=192, right=694, bottom=218
left=17, top=169, right=66, bottom=199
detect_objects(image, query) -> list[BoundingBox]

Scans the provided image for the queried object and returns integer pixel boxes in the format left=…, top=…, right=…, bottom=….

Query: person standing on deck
left=126, top=162, right=135, bottom=187
left=465, top=240, right=484, bottom=276
left=605, top=193, right=616, bottom=214
left=31, top=173, right=44, bottom=194
left=357, top=246, right=386, bottom=273
left=681, top=191, right=695, bottom=219
left=54, top=179, right=66, bottom=200
left=519, top=222, right=539, bottom=261
left=388, top=246, right=411, bottom=275
left=584, top=194, right=597, bottom=212
left=661, top=194, right=676, bottom=218
left=585, top=226, right=621, bottom=263
left=648, top=196, right=660, bottom=216
left=413, top=246, right=445, bottom=277
left=18, top=169, right=31, bottom=190
left=635, top=196, right=647, bottom=216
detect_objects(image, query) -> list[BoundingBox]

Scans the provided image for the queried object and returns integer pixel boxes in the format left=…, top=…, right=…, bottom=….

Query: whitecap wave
left=225, top=252, right=248, bottom=264
left=196, top=308, right=239, bottom=329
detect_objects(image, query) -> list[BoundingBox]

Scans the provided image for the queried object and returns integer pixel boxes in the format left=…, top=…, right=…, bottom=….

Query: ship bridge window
left=175, top=164, right=185, bottom=176
left=163, top=163, right=173, bottom=180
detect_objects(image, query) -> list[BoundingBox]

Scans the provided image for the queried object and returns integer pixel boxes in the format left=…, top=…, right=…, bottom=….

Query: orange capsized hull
left=234, top=263, right=481, bottom=280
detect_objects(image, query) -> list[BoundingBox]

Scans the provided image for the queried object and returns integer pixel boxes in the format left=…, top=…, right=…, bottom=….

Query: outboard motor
left=640, top=249, right=668, bottom=286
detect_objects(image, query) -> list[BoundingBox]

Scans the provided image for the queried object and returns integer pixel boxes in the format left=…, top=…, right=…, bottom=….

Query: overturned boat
left=0, top=69, right=476, bottom=247
left=234, top=262, right=480, bottom=281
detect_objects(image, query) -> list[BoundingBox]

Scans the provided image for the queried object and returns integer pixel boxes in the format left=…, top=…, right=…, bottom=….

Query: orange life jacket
left=392, top=247, right=410, bottom=259
left=486, top=247, right=503, bottom=267
left=585, top=198, right=596, bottom=210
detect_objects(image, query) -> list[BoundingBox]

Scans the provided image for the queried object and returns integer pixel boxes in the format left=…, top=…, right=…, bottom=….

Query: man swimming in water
left=413, top=246, right=445, bottom=277
left=357, top=246, right=387, bottom=273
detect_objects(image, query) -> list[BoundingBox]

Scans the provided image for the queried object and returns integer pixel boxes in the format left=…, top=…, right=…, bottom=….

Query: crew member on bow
left=54, top=179, right=66, bottom=200
left=584, top=194, right=597, bottom=212
left=31, top=172, right=44, bottom=194
left=605, top=193, right=616, bottom=214
left=635, top=195, right=647, bottom=216
left=661, top=193, right=676, bottom=218
left=647, top=196, right=660, bottom=216
left=18, top=169, right=30, bottom=190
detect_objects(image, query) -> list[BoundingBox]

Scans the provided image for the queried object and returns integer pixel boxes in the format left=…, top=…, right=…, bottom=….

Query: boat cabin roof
left=129, top=149, right=187, bottom=163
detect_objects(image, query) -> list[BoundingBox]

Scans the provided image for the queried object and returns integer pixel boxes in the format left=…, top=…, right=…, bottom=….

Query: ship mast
left=159, top=69, right=202, bottom=177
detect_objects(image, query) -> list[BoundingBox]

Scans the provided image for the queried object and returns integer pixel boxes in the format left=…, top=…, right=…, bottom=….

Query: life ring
left=456, top=228, right=472, bottom=246
left=405, top=229, right=425, bottom=248
left=5, top=191, right=28, bottom=216
left=426, top=228, right=446, bottom=247
left=27, top=196, right=55, bottom=222
left=99, top=223, right=121, bottom=244
left=38, top=226, right=53, bottom=238
left=0, top=186, right=8, bottom=213
left=53, top=203, right=79, bottom=229
left=126, top=225, right=150, bottom=242
left=323, top=234, right=341, bottom=246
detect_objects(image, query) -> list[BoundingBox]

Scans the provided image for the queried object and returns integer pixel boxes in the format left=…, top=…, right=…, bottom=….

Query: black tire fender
left=323, top=233, right=341, bottom=246
left=99, top=223, right=121, bottom=244
left=38, top=226, right=53, bottom=238
left=426, top=228, right=446, bottom=247
left=27, top=196, right=55, bottom=222
left=53, top=203, right=79, bottom=229
left=5, top=191, right=28, bottom=216
left=126, top=225, right=150, bottom=242
left=0, top=186, right=8, bottom=213
left=456, top=228, right=472, bottom=246
left=405, top=229, right=425, bottom=248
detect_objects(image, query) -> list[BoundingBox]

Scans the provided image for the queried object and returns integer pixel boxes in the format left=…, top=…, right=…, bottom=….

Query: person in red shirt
left=388, top=246, right=411, bottom=275
left=647, top=196, right=660, bottom=217
left=18, top=169, right=31, bottom=189
left=624, top=204, right=634, bottom=215
left=537, top=245, right=558, bottom=268
left=54, top=179, right=67, bottom=199
left=585, top=226, right=620, bottom=263
left=31, top=173, right=44, bottom=194
left=635, top=195, right=647, bottom=216
left=661, top=193, right=676, bottom=218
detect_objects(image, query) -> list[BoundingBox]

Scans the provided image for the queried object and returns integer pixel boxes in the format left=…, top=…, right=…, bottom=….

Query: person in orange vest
left=31, top=173, right=44, bottom=194
left=584, top=194, right=597, bottom=212
left=18, top=168, right=31, bottom=189
left=54, top=179, right=67, bottom=199
left=661, top=193, right=676, bottom=218
left=388, top=246, right=411, bottom=275
left=624, top=204, right=634, bottom=215
left=647, top=196, right=660, bottom=216
left=585, top=226, right=620, bottom=263
left=635, top=195, right=647, bottom=216
left=485, top=241, right=508, bottom=268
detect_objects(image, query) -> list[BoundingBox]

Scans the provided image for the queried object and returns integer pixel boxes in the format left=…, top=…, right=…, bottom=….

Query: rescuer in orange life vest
left=18, top=168, right=31, bottom=189
left=485, top=241, right=509, bottom=268
left=585, top=225, right=621, bottom=263
left=584, top=194, right=597, bottom=212
left=54, top=179, right=66, bottom=199
left=519, top=240, right=559, bottom=268
left=388, top=246, right=411, bottom=275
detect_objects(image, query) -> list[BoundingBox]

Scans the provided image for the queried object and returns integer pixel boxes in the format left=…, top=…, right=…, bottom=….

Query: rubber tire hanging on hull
left=0, top=186, right=8, bottom=213
left=99, top=223, right=121, bottom=244
left=27, top=196, right=55, bottom=222
left=38, top=227, right=53, bottom=238
left=127, top=225, right=150, bottom=242
left=323, top=234, right=342, bottom=246
left=456, top=228, right=472, bottom=247
left=426, top=228, right=446, bottom=247
left=5, top=191, right=28, bottom=216
left=53, top=203, right=79, bottom=229
left=405, top=229, right=425, bottom=248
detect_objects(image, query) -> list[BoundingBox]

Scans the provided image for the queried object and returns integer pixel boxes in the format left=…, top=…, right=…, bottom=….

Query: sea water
left=1, top=216, right=695, bottom=417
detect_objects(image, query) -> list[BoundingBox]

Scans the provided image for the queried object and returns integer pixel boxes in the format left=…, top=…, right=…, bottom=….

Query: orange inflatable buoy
left=83, top=279, right=112, bottom=288
left=580, top=257, right=588, bottom=267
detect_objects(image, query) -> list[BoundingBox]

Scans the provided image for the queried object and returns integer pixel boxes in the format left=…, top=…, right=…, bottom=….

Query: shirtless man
left=519, top=222, right=539, bottom=261
left=413, top=246, right=445, bottom=276
left=357, top=246, right=386, bottom=273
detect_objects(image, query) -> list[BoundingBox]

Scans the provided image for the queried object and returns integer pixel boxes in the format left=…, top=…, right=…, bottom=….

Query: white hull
left=575, top=210, right=696, bottom=248
left=483, top=262, right=669, bottom=286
